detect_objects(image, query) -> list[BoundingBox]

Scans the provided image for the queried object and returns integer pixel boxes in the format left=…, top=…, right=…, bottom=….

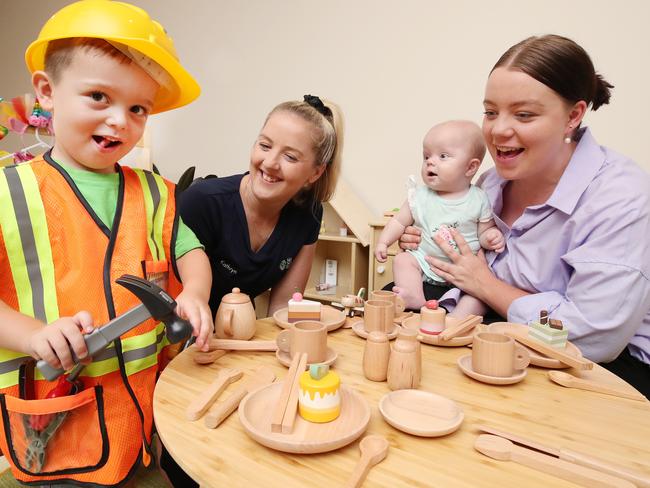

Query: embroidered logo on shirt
left=279, top=257, right=293, bottom=271
left=220, top=260, right=238, bottom=275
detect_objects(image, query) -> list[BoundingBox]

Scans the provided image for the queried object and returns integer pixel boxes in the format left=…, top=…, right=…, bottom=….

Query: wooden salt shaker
left=363, top=331, right=390, bottom=381
left=398, top=328, right=421, bottom=382
left=387, top=329, right=421, bottom=390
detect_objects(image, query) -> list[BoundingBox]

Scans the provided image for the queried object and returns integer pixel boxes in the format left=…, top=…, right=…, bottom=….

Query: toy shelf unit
left=368, top=218, right=399, bottom=292
left=304, top=180, right=373, bottom=304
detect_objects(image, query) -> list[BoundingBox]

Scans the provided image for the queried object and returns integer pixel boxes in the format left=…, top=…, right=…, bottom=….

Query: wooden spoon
left=345, top=435, right=389, bottom=488
left=474, top=434, right=634, bottom=488
left=548, top=371, right=647, bottom=402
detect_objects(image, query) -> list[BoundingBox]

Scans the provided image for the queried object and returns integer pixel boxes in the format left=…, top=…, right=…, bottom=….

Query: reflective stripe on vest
left=133, top=169, right=169, bottom=262
left=0, top=164, right=170, bottom=388
left=0, top=165, right=58, bottom=323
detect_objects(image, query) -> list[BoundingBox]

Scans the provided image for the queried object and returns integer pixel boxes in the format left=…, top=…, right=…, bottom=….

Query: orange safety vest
left=0, top=153, right=182, bottom=486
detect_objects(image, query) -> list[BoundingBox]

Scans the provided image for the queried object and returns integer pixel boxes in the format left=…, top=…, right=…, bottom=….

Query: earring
left=564, top=125, right=573, bottom=144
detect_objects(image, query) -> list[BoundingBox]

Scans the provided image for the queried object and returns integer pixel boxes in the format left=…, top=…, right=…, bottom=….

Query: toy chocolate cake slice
left=288, top=292, right=322, bottom=322
left=528, top=310, right=568, bottom=349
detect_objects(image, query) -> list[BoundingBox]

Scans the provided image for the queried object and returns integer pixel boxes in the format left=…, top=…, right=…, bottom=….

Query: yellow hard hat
left=25, top=0, right=200, bottom=113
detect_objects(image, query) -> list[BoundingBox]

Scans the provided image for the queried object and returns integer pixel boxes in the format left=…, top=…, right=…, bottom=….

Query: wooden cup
left=276, top=321, right=327, bottom=363
left=364, top=300, right=395, bottom=333
left=370, top=290, right=406, bottom=314
left=472, top=332, right=530, bottom=378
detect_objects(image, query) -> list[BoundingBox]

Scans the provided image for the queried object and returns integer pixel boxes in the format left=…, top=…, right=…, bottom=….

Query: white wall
left=2, top=0, right=649, bottom=217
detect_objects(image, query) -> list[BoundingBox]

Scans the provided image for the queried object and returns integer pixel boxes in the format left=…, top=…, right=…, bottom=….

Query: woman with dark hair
left=400, top=35, right=650, bottom=397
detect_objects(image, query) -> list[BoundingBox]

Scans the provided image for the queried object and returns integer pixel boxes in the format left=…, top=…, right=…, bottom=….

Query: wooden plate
left=457, top=354, right=527, bottom=385
left=487, top=322, right=583, bottom=369
left=402, top=315, right=483, bottom=347
left=378, top=390, right=464, bottom=437
left=275, top=347, right=338, bottom=369
left=351, top=321, right=400, bottom=340
left=393, top=311, right=414, bottom=325
left=273, top=305, right=346, bottom=332
left=238, top=383, right=370, bottom=454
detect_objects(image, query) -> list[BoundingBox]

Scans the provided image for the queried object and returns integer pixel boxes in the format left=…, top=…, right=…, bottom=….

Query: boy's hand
left=481, top=228, right=505, bottom=253
left=174, top=290, right=213, bottom=352
left=375, top=243, right=388, bottom=262
left=26, top=311, right=95, bottom=371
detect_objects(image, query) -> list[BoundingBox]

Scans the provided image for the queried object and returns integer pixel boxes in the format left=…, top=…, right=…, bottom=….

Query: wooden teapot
left=214, top=288, right=256, bottom=340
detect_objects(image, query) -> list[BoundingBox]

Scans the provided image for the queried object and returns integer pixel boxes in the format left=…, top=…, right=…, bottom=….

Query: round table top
left=154, top=317, right=650, bottom=487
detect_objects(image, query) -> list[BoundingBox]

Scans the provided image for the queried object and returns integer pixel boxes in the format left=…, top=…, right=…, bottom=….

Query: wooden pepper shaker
left=363, top=331, right=390, bottom=381
left=387, top=329, right=421, bottom=390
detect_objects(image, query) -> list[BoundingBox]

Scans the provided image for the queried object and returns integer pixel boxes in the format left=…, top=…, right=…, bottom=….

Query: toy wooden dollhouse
left=303, top=178, right=374, bottom=304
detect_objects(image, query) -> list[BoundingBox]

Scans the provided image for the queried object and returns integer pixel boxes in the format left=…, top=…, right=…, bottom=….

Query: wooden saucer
left=457, top=354, right=527, bottom=385
left=276, top=347, right=337, bottom=369
left=273, top=305, right=346, bottom=332
left=351, top=321, right=400, bottom=340
left=238, top=383, right=370, bottom=454
left=402, top=315, right=483, bottom=347
left=393, top=311, right=414, bottom=325
left=487, top=322, right=583, bottom=369
left=378, top=390, right=464, bottom=437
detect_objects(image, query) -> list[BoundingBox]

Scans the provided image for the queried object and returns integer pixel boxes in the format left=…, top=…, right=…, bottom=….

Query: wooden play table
left=153, top=317, right=650, bottom=487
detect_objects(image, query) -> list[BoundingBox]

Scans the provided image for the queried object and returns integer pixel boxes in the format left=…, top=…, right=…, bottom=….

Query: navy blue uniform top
left=179, top=173, right=323, bottom=315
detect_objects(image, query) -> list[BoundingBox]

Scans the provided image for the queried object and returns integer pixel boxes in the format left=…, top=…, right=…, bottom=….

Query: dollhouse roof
left=328, top=178, right=373, bottom=247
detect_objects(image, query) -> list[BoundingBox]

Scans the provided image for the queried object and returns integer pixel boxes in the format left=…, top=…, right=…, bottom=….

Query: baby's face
left=421, top=125, right=476, bottom=194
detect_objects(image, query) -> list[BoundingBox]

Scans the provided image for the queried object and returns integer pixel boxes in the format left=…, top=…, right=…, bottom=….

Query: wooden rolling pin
left=208, top=339, right=278, bottom=351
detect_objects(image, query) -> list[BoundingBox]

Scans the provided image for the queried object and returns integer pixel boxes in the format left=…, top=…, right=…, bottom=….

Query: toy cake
left=528, top=310, right=568, bottom=348
left=419, top=300, right=446, bottom=335
left=288, top=292, right=321, bottom=322
left=298, top=364, right=341, bottom=423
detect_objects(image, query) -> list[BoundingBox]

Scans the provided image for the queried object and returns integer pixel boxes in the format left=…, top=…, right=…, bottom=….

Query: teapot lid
left=221, top=287, right=251, bottom=304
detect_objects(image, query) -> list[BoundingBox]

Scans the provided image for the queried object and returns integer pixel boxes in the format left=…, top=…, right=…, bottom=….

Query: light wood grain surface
left=154, top=318, right=650, bottom=487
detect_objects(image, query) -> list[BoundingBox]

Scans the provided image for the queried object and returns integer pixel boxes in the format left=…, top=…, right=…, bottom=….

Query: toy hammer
left=37, top=274, right=193, bottom=381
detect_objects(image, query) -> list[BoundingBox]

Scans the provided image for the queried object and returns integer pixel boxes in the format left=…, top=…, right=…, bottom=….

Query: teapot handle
left=223, top=309, right=234, bottom=336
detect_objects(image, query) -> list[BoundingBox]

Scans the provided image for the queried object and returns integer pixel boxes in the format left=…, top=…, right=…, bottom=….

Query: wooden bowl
left=378, top=390, right=464, bottom=437
left=273, top=305, right=346, bottom=332
left=487, top=322, right=583, bottom=369
left=238, top=383, right=370, bottom=454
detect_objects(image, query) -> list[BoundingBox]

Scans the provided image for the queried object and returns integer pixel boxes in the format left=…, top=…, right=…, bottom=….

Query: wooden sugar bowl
left=214, top=288, right=256, bottom=340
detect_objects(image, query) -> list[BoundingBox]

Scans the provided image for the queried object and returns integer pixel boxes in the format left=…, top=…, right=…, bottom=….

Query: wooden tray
left=378, top=390, right=464, bottom=437
left=238, top=383, right=370, bottom=454
left=487, top=322, right=583, bottom=369
left=457, top=354, right=527, bottom=385
left=402, top=315, right=484, bottom=347
left=273, top=305, right=346, bottom=332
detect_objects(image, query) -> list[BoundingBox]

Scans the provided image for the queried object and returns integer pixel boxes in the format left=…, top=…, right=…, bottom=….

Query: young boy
left=375, top=120, right=505, bottom=316
left=0, top=1, right=211, bottom=485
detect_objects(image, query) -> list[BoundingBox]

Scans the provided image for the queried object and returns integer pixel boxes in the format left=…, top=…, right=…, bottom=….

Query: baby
left=375, top=120, right=504, bottom=316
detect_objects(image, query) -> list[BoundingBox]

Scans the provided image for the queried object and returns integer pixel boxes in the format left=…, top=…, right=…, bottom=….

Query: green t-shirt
left=57, top=161, right=202, bottom=259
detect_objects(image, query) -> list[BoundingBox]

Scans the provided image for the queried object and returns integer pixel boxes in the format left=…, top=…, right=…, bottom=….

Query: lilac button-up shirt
left=440, top=128, right=650, bottom=365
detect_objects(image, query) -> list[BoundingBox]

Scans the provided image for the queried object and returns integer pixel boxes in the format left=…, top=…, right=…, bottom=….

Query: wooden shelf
left=318, top=233, right=360, bottom=243
left=303, top=287, right=353, bottom=304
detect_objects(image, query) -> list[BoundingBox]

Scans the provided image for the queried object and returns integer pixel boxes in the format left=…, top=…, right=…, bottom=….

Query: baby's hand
left=26, top=311, right=95, bottom=371
left=375, top=243, right=388, bottom=262
left=175, top=290, right=213, bottom=351
left=483, top=228, right=505, bottom=253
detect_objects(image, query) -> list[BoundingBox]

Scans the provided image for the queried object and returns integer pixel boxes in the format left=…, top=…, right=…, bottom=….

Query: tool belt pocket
left=0, top=386, right=109, bottom=476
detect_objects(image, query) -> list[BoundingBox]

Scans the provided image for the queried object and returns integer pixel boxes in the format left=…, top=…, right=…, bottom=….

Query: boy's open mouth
left=93, top=135, right=122, bottom=148
left=427, top=170, right=437, bottom=177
